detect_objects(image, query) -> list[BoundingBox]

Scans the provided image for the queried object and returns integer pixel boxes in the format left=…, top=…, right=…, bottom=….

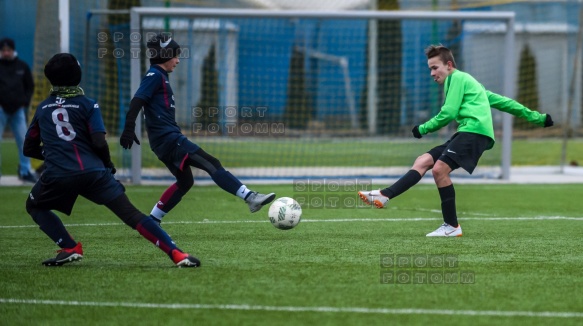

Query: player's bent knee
left=25, top=199, right=43, bottom=225
left=413, top=153, right=434, bottom=170
left=176, top=177, right=194, bottom=191
left=432, top=161, right=452, bottom=178
left=25, top=196, right=37, bottom=215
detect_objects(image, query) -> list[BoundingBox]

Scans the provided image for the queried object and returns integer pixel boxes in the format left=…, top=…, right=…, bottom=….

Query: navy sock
left=29, top=209, right=77, bottom=248
left=380, top=170, right=422, bottom=199
left=136, top=216, right=179, bottom=257
left=438, top=184, right=458, bottom=227
left=211, top=168, right=243, bottom=195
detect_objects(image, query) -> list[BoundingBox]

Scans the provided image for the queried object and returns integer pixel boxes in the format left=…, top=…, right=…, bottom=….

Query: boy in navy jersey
left=120, top=34, right=275, bottom=224
left=24, top=53, right=200, bottom=267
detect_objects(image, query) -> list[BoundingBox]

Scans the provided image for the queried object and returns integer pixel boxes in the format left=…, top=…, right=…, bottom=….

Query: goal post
left=127, top=7, right=516, bottom=184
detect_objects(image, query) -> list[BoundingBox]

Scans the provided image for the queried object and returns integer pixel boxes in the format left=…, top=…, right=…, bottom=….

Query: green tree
left=284, top=46, right=311, bottom=129
left=105, top=0, right=141, bottom=134
left=360, top=0, right=402, bottom=134
left=515, top=45, right=540, bottom=130
left=195, top=45, right=220, bottom=129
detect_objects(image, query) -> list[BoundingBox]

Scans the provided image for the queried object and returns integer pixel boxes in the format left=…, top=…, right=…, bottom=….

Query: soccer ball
left=268, top=197, right=302, bottom=230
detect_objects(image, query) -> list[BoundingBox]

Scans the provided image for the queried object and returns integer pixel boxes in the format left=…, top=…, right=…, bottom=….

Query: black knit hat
left=0, top=38, right=15, bottom=50
left=147, top=33, right=181, bottom=64
left=44, top=53, right=82, bottom=86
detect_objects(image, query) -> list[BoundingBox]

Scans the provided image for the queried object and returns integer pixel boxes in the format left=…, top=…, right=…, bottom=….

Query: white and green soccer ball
left=268, top=197, right=302, bottom=230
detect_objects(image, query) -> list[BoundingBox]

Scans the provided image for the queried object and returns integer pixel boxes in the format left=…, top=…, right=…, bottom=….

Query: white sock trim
left=236, top=185, right=251, bottom=200
left=150, top=205, right=167, bottom=220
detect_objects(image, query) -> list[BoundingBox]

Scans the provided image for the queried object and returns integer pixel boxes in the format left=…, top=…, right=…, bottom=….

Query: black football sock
left=380, top=169, right=422, bottom=199
left=438, top=184, right=458, bottom=227
left=136, top=216, right=179, bottom=257
left=29, top=209, right=77, bottom=248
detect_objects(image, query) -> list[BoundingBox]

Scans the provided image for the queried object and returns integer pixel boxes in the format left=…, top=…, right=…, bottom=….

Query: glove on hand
left=412, top=125, right=422, bottom=139
left=544, top=114, right=554, bottom=128
left=119, top=129, right=140, bottom=149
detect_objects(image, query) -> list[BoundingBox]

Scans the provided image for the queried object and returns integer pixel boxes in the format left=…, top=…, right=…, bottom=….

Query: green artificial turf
left=1, top=183, right=582, bottom=325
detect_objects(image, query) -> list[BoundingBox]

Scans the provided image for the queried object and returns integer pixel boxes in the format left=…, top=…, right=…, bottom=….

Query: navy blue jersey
left=134, top=65, right=186, bottom=158
left=26, top=95, right=107, bottom=175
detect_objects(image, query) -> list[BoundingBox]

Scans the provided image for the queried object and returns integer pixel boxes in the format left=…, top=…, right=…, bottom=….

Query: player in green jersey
left=359, top=45, right=554, bottom=237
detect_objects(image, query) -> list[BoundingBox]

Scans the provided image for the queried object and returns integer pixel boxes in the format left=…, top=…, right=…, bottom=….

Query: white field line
left=0, top=298, right=582, bottom=318
left=0, top=216, right=582, bottom=229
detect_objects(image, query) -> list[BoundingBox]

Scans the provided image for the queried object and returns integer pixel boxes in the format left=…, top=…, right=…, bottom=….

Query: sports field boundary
left=1, top=216, right=581, bottom=229
left=1, top=298, right=582, bottom=318
left=2, top=166, right=583, bottom=186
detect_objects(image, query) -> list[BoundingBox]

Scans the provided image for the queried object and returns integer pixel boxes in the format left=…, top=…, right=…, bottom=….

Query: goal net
left=103, top=8, right=519, bottom=183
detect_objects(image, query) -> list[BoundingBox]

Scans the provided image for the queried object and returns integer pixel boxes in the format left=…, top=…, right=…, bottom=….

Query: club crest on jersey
left=55, top=97, right=65, bottom=105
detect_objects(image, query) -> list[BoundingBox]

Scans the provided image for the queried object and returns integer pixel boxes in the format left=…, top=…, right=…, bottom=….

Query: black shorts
left=28, top=170, right=125, bottom=215
left=427, top=132, right=493, bottom=174
left=159, top=138, right=201, bottom=174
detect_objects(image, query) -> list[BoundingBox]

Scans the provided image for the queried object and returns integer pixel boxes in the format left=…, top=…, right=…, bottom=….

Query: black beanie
left=0, top=38, right=15, bottom=50
left=147, top=34, right=181, bottom=64
left=44, top=53, right=82, bottom=86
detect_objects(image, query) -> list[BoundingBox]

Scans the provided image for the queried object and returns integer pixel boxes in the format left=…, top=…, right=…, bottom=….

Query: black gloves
left=105, top=161, right=116, bottom=175
left=119, top=129, right=140, bottom=149
left=544, top=114, right=554, bottom=128
left=412, top=125, right=422, bottom=139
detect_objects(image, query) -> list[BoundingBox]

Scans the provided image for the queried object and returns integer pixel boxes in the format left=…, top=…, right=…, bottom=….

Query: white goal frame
left=129, top=7, right=516, bottom=184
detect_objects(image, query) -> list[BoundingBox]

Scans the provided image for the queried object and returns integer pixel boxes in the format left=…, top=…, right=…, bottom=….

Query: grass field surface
left=2, top=138, right=583, bottom=175
left=1, top=183, right=582, bottom=325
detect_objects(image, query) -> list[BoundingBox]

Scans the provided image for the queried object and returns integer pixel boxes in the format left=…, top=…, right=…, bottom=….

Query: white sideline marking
left=0, top=298, right=582, bottom=318
left=1, top=216, right=582, bottom=229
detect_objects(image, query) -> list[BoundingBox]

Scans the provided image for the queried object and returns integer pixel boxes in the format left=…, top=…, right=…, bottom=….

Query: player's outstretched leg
left=212, top=171, right=275, bottom=212
left=107, top=194, right=201, bottom=267
left=187, top=149, right=276, bottom=213
left=358, top=190, right=389, bottom=208
left=245, top=192, right=276, bottom=213
left=135, top=216, right=201, bottom=267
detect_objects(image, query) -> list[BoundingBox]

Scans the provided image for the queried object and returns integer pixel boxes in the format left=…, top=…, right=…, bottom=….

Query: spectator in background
left=0, top=37, right=37, bottom=182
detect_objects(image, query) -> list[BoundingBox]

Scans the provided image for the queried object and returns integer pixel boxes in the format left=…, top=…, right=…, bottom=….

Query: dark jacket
left=0, top=56, right=34, bottom=113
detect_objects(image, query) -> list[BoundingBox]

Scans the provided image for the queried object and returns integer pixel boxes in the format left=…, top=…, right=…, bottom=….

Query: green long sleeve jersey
left=485, top=90, right=547, bottom=127
left=418, top=70, right=495, bottom=147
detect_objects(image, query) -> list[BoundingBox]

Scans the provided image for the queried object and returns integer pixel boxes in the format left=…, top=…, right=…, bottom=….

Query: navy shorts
left=427, top=132, right=493, bottom=174
left=28, top=170, right=125, bottom=215
left=158, top=138, right=200, bottom=174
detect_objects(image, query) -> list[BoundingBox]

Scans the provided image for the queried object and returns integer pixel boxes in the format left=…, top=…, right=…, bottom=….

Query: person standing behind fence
left=0, top=37, right=37, bottom=183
